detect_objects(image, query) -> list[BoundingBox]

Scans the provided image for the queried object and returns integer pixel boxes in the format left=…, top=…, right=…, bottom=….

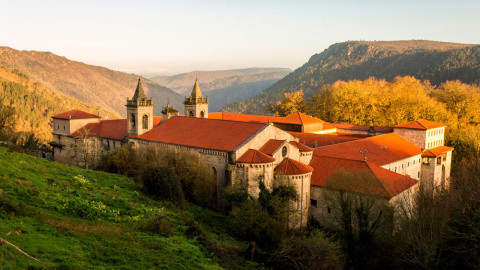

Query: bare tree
left=71, top=127, right=98, bottom=169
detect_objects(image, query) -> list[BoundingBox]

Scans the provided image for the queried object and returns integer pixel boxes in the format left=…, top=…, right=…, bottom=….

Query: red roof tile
left=259, top=139, right=286, bottom=155
left=288, top=132, right=366, bottom=148
left=208, top=112, right=283, bottom=123
left=275, top=158, right=313, bottom=175
left=52, top=110, right=101, bottom=120
left=282, top=113, right=325, bottom=125
left=310, top=156, right=418, bottom=198
left=237, top=149, right=276, bottom=163
left=332, top=123, right=393, bottom=133
left=289, top=141, right=314, bottom=152
left=394, top=119, right=445, bottom=130
left=130, top=116, right=267, bottom=152
left=313, top=133, right=422, bottom=166
left=70, top=120, right=127, bottom=141
left=422, top=146, right=454, bottom=157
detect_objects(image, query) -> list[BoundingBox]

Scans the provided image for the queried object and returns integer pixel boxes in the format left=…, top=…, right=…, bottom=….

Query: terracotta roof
left=52, top=110, right=101, bottom=120
left=208, top=112, right=326, bottom=126
left=309, top=156, right=418, bottom=198
left=237, top=149, right=275, bottom=163
left=332, top=123, right=393, bottom=133
left=282, top=113, right=324, bottom=125
left=130, top=116, right=267, bottom=152
left=208, top=112, right=284, bottom=124
left=275, top=158, right=314, bottom=175
left=289, top=141, right=314, bottom=152
left=69, top=116, right=163, bottom=141
left=394, top=119, right=445, bottom=130
left=313, top=133, right=422, bottom=166
left=259, top=139, right=286, bottom=155
left=288, top=132, right=366, bottom=148
left=422, top=146, right=454, bottom=157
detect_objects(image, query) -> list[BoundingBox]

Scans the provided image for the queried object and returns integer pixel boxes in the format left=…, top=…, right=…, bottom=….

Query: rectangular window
left=310, top=199, right=317, bottom=208
left=418, top=171, right=420, bottom=178
left=327, top=207, right=331, bottom=214
left=395, top=167, right=397, bottom=173
left=437, top=157, right=442, bottom=164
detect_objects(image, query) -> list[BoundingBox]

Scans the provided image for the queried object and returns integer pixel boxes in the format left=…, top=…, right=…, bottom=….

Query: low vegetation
left=0, top=146, right=262, bottom=269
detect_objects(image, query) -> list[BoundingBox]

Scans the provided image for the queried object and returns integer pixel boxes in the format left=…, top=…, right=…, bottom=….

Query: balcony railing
left=184, top=96, right=209, bottom=105
left=127, top=99, right=153, bottom=106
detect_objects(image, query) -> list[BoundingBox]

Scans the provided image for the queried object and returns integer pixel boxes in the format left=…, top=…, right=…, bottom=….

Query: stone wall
left=276, top=172, right=311, bottom=229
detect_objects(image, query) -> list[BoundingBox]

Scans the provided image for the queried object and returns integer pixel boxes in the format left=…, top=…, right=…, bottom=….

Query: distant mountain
left=0, top=47, right=183, bottom=117
left=150, top=68, right=290, bottom=112
left=223, top=40, right=480, bottom=114
left=0, top=67, right=117, bottom=142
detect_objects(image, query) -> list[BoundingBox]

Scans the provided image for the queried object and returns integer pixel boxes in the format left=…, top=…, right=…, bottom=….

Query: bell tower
left=184, top=78, right=209, bottom=118
left=126, top=78, right=154, bottom=136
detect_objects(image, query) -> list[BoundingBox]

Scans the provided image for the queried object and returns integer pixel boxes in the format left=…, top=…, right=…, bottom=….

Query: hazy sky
left=1, top=0, right=479, bottom=75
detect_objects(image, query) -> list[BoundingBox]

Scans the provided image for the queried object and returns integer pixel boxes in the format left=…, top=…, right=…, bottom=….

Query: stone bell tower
left=126, top=78, right=153, bottom=136
left=184, top=78, right=209, bottom=118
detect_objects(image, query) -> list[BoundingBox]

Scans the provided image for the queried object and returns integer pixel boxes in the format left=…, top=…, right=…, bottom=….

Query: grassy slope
left=0, top=147, right=260, bottom=269
left=223, top=40, right=480, bottom=114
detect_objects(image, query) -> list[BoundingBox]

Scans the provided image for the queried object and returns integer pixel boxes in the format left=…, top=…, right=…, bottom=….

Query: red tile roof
left=70, top=121, right=127, bottom=141
left=332, top=123, right=393, bottom=133
left=208, top=112, right=283, bottom=123
left=289, top=141, right=313, bottom=152
left=208, top=112, right=326, bottom=126
left=309, top=156, right=418, bottom=198
left=259, top=139, right=286, bottom=155
left=422, top=146, right=454, bottom=157
left=130, top=116, right=267, bottom=152
left=52, top=110, right=101, bottom=120
left=288, top=132, right=366, bottom=148
left=394, top=119, right=445, bottom=130
left=237, top=149, right=276, bottom=163
left=313, top=133, right=422, bottom=166
left=282, top=113, right=324, bottom=125
left=275, top=158, right=314, bottom=175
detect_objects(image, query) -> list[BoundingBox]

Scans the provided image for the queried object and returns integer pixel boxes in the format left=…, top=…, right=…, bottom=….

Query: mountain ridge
left=223, top=40, right=480, bottom=115
left=0, top=47, right=184, bottom=117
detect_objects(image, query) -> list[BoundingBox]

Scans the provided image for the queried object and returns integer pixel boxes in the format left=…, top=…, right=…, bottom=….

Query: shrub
left=138, top=213, right=173, bottom=236
left=140, top=164, right=185, bottom=208
left=271, top=230, right=344, bottom=270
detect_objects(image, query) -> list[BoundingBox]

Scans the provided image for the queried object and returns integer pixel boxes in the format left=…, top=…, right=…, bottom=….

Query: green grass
left=0, top=146, right=263, bottom=269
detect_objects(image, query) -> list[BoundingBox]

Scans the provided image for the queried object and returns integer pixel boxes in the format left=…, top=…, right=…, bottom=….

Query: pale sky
left=1, top=0, right=479, bottom=75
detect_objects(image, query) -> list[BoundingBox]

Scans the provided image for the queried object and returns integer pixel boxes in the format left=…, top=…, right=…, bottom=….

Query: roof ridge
left=364, top=162, right=395, bottom=197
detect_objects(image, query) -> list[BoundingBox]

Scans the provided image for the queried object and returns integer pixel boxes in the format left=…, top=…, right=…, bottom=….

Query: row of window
left=428, top=129, right=443, bottom=137
left=130, top=114, right=149, bottom=129
left=428, top=140, right=443, bottom=148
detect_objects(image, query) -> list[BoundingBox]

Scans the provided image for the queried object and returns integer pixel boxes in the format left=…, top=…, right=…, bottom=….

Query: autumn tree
left=267, top=90, right=306, bottom=116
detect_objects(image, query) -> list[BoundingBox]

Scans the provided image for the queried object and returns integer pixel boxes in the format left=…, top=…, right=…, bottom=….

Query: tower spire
left=132, top=78, right=146, bottom=101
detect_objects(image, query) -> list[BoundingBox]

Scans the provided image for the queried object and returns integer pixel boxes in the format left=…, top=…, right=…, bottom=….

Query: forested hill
left=0, top=47, right=183, bottom=117
left=223, top=40, right=480, bottom=114
left=0, top=67, right=117, bottom=142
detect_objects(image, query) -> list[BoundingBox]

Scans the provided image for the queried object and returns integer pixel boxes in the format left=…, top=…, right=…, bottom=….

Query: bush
left=271, top=230, right=344, bottom=270
left=138, top=213, right=173, bottom=236
left=140, top=164, right=185, bottom=208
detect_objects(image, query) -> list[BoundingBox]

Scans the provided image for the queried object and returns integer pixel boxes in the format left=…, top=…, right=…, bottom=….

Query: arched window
left=282, top=146, right=288, bottom=157
left=142, top=115, right=148, bottom=129
left=189, top=110, right=194, bottom=117
left=212, top=167, right=217, bottom=182
left=130, top=114, right=136, bottom=128
left=200, top=111, right=205, bottom=118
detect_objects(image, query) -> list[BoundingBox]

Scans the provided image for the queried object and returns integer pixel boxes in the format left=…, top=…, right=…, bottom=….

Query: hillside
left=150, top=68, right=290, bottom=112
left=0, top=147, right=261, bottom=269
left=223, top=40, right=480, bottom=114
left=0, top=67, right=117, bottom=142
left=0, top=47, right=183, bottom=117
